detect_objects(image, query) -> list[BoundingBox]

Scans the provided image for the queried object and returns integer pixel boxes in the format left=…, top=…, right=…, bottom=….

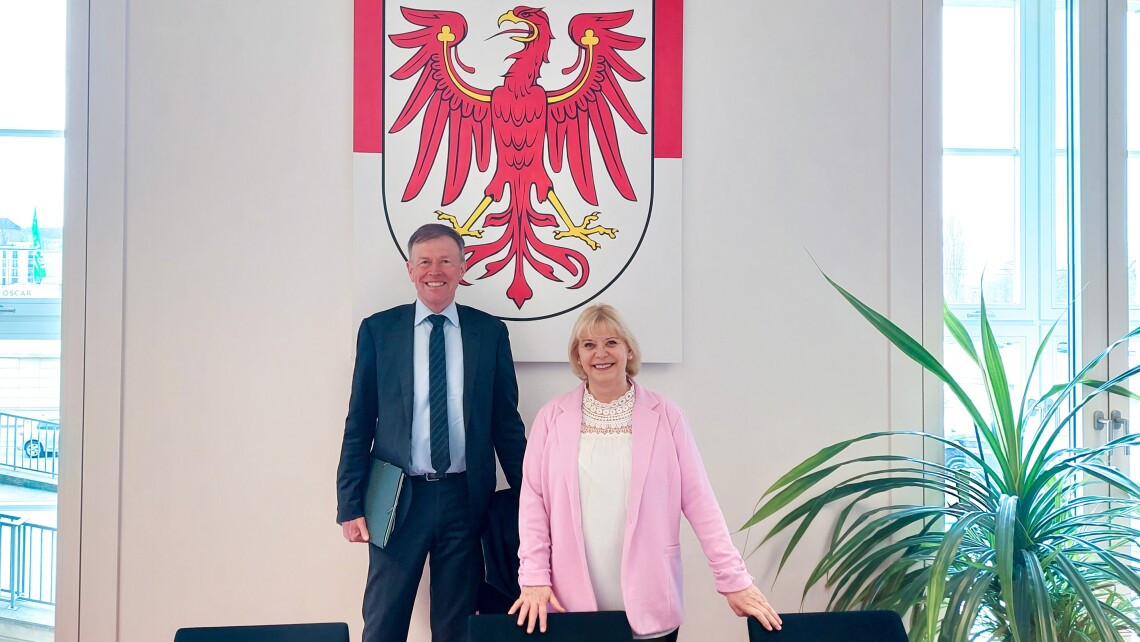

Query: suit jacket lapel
left=458, top=306, right=480, bottom=431
left=554, top=387, right=586, bottom=557
left=627, top=382, right=661, bottom=528
left=390, top=306, right=416, bottom=439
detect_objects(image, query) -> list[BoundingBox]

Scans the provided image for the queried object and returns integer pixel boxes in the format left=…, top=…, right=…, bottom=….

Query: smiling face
left=575, top=324, right=632, bottom=391
left=406, top=236, right=466, bottom=313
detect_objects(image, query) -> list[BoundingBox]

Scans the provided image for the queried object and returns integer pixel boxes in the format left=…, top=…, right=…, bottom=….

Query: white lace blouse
left=578, top=386, right=673, bottom=639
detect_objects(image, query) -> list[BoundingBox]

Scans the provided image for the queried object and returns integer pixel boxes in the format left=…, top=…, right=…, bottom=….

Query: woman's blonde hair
left=567, top=303, right=642, bottom=380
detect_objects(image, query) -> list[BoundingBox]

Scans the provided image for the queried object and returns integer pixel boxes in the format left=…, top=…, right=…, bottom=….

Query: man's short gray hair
left=407, top=223, right=465, bottom=255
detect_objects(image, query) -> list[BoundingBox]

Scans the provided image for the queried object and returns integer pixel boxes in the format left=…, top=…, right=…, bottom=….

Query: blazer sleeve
left=336, top=318, right=378, bottom=524
left=672, top=406, right=755, bottom=594
left=517, top=404, right=554, bottom=587
left=490, top=321, right=527, bottom=490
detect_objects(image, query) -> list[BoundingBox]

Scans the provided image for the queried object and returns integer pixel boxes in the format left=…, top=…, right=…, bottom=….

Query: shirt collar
left=414, top=300, right=460, bottom=328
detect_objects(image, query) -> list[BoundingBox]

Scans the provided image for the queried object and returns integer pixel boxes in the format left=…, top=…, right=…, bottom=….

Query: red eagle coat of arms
left=355, top=0, right=682, bottom=328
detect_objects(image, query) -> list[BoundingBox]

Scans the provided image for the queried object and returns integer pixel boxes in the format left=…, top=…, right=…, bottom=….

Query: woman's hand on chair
left=725, top=585, right=782, bottom=631
left=509, top=585, right=566, bottom=634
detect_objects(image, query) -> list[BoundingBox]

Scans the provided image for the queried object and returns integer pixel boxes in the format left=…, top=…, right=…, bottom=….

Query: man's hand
left=341, top=517, right=370, bottom=543
left=508, top=585, right=566, bottom=633
left=725, top=585, right=782, bottom=631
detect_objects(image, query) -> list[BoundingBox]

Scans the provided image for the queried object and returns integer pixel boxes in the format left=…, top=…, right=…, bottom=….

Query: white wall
left=63, top=0, right=932, bottom=640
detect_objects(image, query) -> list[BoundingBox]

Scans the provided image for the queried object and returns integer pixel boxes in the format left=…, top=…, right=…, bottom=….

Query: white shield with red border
left=355, top=0, right=682, bottom=361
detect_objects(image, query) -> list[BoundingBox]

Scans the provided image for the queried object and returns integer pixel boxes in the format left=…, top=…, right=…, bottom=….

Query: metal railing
left=0, top=412, right=60, bottom=608
left=0, top=515, right=55, bottom=607
left=0, top=412, right=57, bottom=479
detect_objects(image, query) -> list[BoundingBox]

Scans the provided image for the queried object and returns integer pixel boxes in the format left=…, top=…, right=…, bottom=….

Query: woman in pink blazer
left=510, top=304, right=782, bottom=640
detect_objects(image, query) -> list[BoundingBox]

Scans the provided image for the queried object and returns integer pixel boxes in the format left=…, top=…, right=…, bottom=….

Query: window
left=942, top=0, right=1073, bottom=473
left=0, top=0, right=67, bottom=624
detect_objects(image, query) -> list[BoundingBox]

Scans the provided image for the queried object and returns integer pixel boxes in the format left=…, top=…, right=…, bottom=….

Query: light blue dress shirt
left=410, top=300, right=466, bottom=475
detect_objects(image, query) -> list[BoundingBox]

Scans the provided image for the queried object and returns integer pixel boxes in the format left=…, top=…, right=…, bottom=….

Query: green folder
left=364, top=458, right=405, bottom=548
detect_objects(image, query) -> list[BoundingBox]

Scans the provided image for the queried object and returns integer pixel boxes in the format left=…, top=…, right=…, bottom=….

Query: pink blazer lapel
left=627, top=381, right=662, bottom=528
left=552, top=386, right=586, bottom=557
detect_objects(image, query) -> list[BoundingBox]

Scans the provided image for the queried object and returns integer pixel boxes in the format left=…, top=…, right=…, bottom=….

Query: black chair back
left=469, top=612, right=633, bottom=641
left=748, top=611, right=908, bottom=641
left=173, top=622, right=350, bottom=642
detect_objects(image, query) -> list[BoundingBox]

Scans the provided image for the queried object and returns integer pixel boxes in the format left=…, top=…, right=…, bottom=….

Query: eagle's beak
left=496, top=10, right=537, bottom=43
left=497, top=10, right=519, bottom=27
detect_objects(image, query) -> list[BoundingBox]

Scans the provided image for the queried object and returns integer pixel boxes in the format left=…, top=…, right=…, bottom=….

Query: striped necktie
left=427, top=314, right=451, bottom=474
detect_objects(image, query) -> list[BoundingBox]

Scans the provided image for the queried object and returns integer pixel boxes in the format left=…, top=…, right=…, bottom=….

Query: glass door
left=940, top=0, right=1140, bottom=637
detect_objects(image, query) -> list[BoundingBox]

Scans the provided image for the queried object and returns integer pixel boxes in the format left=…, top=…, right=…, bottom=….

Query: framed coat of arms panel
left=354, top=0, right=682, bottom=362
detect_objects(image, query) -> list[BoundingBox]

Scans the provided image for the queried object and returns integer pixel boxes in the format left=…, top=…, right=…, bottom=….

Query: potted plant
left=745, top=274, right=1140, bottom=642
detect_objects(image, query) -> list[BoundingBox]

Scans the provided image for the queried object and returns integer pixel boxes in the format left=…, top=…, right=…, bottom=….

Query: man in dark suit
left=337, top=223, right=527, bottom=642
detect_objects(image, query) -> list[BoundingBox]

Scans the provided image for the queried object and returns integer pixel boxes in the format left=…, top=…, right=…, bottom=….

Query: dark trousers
left=642, top=628, right=679, bottom=642
left=362, top=475, right=481, bottom=642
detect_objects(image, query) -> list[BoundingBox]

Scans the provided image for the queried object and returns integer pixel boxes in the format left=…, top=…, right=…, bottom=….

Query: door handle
left=1110, top=410, right=1129, bottom=455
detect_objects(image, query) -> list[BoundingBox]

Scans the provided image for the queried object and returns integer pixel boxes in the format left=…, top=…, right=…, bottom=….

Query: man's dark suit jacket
left=336, top=303, right=527, bottom=534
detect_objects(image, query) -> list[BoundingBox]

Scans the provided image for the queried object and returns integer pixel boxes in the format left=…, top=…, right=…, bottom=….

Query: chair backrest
left=748, top=611, right=908, bottom=641
left=173, top=622, right=350, bottom=642
left=469, top=612, right=633, bottom=642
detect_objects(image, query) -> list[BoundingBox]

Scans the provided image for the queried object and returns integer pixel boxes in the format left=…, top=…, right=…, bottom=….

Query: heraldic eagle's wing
left=389, top=8, right=493, bottom=205
left=547, top=11, right=647, bottom=207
